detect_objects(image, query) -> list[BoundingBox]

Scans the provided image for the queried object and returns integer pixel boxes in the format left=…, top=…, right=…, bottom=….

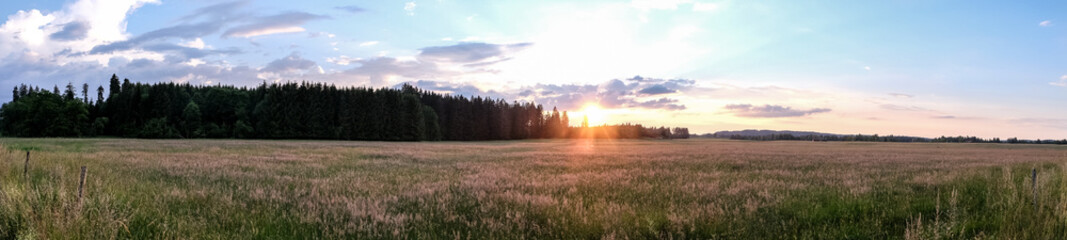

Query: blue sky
left=1, top=0, right=1066, bottom=138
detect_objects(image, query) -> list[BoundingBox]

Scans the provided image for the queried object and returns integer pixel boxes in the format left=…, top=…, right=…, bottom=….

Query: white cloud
left=1040, top=20, right=1053, bottom=27
left=864, top=66, right=871, bottom=71
left=1050, top=75, right=1067, bottom=87
left=222, top=12, right=328, bottom=38
left=724, top=104, right=831, bottom=118
left=405, top=2, right=417, bottom=16
left=326, top=55, right=360, bottom=65
left=359, top=41, right=379, bottom=47
left=184, top=58, right=206, bottom=67
left=179, top=38, right=206, bottom=49
left=0, top=0, right=160, bottom=66
left=226, top=26, right=305, bottom=38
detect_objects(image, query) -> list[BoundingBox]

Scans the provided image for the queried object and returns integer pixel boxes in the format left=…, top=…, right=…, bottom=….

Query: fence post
left=24, top=151, right=29, bottom=179
left=78, top=166, right=88, bottom=204
left=1032, top=168, right=1038, bottom=212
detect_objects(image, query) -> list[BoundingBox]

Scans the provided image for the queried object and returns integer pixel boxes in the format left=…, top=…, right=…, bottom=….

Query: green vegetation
left=1, top=138, right=1065, bottom=239
left=4, top=75, right=689, bottom=141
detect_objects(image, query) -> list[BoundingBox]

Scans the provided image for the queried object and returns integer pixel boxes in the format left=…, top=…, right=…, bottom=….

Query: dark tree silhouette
left=2, top=75, right=691, bottom=141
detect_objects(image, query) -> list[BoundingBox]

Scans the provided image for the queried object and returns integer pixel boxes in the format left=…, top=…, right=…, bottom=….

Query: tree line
left=1, top=74, right=690, bottom=141
left=703, top=133, right=1066, bottom=144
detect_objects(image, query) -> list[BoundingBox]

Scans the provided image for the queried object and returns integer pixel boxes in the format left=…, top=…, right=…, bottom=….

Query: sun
left=578, top=103, right=608, bottom=127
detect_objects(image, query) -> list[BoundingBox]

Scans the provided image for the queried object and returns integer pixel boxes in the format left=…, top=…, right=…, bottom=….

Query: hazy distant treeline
left=702, top=133, right=1066, bottom=144
left=2, top=74, right=689, bottom=141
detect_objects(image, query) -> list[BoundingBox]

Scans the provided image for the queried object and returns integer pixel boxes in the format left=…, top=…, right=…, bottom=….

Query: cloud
left=90, top=21, right=226, bottom=54
left=1012, top=118, right=1067, bottom=130
left=49, top=21, right=90, bottom=41
left=302, top=42, right=534, bottom=86
left=262, top=52, right=317, bottom=73
left=888, top=93, right=913, bottom=98
left=880, top=104, right=930, bottom=112
left=1050, top=75, right=1067, bottom=87
left=340, top=57, right=446, bottom=85
left=724, top=104, right=831, bottom=118
left=0, top=52, right=261, bottom=100
left=637, top=84, right=677, bottom=95
left=0, top=0, right=160, bottom=65
left=359, top=41, right=379, bottom=47
left=418, top=42, right=532, bottom=64
left=308, top=31, right=335, bottom=38
left=401, top=80, right=503, bottom=98
left=1040, top=20, right=1053, bottom=27
left=335, top=5, right=366, bottom=14
left=222, top=12, right=329, bottom=38
left=140, top=43, right=240, bottom=60
left=516, top=76, right=693, bottom=110
left=326, top=55, right=360, bottom=65
left=404, top=2, right=417, bottom=16
left=394, top=75, right=693, bottom=111
left=177, top=1, right=248, bottom=23
left=179, top=38, right=206, bottom=49
left=636, top=98, right=685, bottom=110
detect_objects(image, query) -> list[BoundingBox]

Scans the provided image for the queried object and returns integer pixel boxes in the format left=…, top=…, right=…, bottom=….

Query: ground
left=1, top=138, right=1065, bottom=239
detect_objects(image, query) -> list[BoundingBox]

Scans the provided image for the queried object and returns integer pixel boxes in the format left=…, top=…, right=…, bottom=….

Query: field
left=1, top=138, right=1066, bottom=239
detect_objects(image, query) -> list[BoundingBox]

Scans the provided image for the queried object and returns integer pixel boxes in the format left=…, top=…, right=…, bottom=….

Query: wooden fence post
left=23, top=151, right=29, bottom=179
left=1032, top=168, right=1038, bottom=212
left=78, top=166, right=88, bottom=204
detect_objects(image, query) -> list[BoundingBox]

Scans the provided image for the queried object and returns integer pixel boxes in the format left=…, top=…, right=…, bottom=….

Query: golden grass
left=1, top=138, right=1065, bottom=238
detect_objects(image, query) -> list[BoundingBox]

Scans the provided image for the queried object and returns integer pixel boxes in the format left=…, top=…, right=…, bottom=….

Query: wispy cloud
left=334, top=5, right=366, bottom=14
left=404, top=2, right=417, bottom=16
left=326, top=55, right=360, bottom=66
left=261, top=52, right=317, bottom=73
left=888, top=93, right=913, bottom=98
left=418, top=42, right=532, bottom=64
left=1050, top=75, right=1067, bottom=87
left=1040, top=20, right=1053, bottom=27
left=406, top=76, right=694, bottom=111
left=637, top=84, right=677, bottom=95
left=724, top=104, right=831, bottom=118
left=359, top=41, right=379, bottom=47
left=880, top=104, right=930, bottom=112
left=223, top=12, right=330, bottom=38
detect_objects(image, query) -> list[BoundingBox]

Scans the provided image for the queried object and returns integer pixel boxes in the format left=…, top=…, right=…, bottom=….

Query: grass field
left=1, top=138, right=1066, bottom=239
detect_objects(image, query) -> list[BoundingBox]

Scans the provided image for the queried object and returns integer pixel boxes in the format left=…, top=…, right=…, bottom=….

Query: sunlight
left=579, top=103, right=608, bottom=127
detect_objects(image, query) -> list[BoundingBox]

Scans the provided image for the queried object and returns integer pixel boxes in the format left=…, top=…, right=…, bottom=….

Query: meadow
left=1, top=138, right=1065, bottom=239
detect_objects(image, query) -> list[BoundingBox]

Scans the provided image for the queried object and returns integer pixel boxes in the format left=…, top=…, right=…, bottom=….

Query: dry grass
left=1, top=138, right=1065, bottom=239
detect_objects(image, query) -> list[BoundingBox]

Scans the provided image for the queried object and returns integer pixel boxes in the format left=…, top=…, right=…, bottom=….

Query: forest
left=1, top=74, right=689, bottom=141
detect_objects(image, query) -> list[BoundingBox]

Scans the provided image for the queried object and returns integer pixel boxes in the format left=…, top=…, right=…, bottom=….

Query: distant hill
left=705, top=129, right=841, bottom=138
left=697, top=129, right=933, bottom=142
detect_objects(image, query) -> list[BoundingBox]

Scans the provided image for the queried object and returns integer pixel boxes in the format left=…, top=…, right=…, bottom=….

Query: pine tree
left=181, top=101, right=202, bottom=138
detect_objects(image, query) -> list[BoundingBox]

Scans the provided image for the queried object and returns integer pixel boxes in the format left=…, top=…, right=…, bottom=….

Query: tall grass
left=0, top=138, right=1065, bottom=238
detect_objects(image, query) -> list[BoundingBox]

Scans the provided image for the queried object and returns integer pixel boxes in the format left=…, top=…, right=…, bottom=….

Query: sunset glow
left=578, top=103, right=608, bottom=127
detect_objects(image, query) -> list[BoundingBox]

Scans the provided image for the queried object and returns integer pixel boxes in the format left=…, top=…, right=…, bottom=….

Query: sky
left=1, top=0, right=1066, bottom=139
